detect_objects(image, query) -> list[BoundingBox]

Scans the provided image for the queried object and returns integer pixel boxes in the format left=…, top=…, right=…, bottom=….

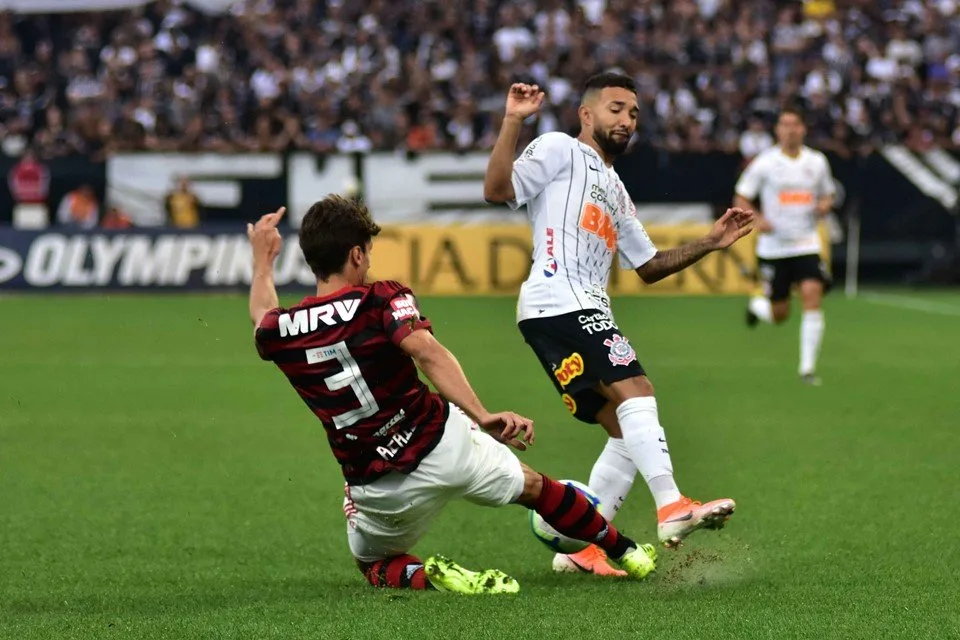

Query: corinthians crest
left=603, top=334, right=636, bottom=366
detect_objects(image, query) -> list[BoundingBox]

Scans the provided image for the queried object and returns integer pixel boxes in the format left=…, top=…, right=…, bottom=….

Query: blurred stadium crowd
left=1, top=0, right=960, bottom=160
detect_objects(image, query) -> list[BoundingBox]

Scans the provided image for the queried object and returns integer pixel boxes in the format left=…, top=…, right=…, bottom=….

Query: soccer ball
left=529, top=479, right=602, bottom=554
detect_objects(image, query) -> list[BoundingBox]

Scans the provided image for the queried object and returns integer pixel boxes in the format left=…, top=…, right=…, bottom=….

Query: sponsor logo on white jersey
left=543, top=228, right=558, bottom=278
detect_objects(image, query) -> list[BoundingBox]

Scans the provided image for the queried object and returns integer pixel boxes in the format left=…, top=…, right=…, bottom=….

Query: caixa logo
left=0, top=246, right=23, bottom=284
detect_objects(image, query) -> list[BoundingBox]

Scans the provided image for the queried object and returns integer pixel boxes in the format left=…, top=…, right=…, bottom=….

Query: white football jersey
left=508, top=132, right=658, bottom=322
left=734, top=145, right=836, bottom=259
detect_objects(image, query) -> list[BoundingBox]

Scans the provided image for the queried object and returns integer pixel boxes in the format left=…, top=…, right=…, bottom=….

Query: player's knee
left=772, top=302, right=790, bottom=324
left=595, top=402, right=623, bottom=438
left=800, top=284, right=823, bottom=310
left=636, top=377, right=655, bottom=396
left=516, top=463, right=543, bottom=506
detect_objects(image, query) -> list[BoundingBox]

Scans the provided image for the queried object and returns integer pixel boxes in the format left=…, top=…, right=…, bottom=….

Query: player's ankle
left=608, top=546, right=634, bottom=562
left=604, top=535, right=636, bottom=561
left=648, top=474, right=682, bottom=510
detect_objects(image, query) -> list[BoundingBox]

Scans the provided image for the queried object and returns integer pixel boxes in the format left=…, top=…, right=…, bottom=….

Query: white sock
left=587, top=438, right=637, bottom=521
left=799, top=309, right=825, bottom=375
left=615, top=397, right=682, bottom=510
left=749, top=295, right=773, bottom=323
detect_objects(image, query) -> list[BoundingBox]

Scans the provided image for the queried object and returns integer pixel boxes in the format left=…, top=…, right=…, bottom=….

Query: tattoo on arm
left=635, top=237, right=715, bottom=284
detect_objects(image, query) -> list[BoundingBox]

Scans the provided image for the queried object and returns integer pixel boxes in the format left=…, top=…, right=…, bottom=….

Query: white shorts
left=344, top=404, right=526, bottom=563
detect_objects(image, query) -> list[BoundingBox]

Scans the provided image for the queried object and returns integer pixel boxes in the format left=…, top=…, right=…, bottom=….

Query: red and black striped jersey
left=255, top=280, right=447, bottom=485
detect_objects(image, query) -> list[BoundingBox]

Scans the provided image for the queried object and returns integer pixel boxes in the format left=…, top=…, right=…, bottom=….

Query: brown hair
left=299, top=195, right=382, bottom=280
left=779, top=106, right=806, bottom=123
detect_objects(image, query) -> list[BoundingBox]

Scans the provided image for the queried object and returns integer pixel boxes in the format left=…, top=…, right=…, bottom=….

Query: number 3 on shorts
left=306, top=341, right=379, bottom=429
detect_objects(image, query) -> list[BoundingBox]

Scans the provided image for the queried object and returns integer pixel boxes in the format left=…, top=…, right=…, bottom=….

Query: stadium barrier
left=2, top=149, right=954, bottom=285
left=371, top=224, right=756, bottom=295
left=0, top=225, right=756, bottom=295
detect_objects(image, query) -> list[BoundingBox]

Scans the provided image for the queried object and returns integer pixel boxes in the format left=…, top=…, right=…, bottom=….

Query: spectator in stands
left=3, top=0, right=960, bottom=155
left=406, top=114, right=440, bottom=152
left=336, top=120, right=373, bottom=153
left=740, top=116, right=775, bottom=162
left=7, top=149, right=50, bottom=206
left=34, top=106, right=81, bottom=159
left=101, top=206, right=134, bottom=229
left=57, top=184, right=99, bottom=229
left=164, top=177, right=201, bottom=228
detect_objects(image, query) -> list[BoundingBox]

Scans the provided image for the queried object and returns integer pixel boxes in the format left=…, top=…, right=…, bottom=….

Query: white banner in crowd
left=0, top=0, right=235, bottom=14
left=107, top=152, right=713, bottom=227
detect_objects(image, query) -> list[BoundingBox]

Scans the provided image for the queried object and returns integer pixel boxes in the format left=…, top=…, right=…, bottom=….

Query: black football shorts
left=758, top=254, right=833, bottom=302
left=518, top=309, right=646, bottom=425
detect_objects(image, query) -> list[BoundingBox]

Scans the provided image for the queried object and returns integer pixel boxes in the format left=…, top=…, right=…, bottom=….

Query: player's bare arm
left=635, top=207, right=756, bottom=284
left=247, top=206, right=286, bottom=328
left=732, top=194, right=754, bottom=215
left=398, top=328, right=535, bottom=450
left=816, top=194, right=834, bottom=216
left=483, top=83, right=545, bottom=203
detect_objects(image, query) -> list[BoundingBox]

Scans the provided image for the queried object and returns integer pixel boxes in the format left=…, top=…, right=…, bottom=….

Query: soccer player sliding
left=483, top=74, right=755, bottom=575
left=247, top=198, right=657, bottom=594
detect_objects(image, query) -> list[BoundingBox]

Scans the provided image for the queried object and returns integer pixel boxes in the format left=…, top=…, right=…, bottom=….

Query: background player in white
left=734, top=108, right=836, bottom=386
left=483, top=74, right=755, bottom=575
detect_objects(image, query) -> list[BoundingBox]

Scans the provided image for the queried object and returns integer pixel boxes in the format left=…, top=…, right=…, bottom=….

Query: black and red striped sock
left=531, top=474, right=635, bottom=559
left=357, top=554, right=434, bottom=590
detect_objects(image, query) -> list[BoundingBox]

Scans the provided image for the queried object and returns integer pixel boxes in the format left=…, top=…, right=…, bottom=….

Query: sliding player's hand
left=247, top=206, right=286, bottom=265
left=479, top=411, right=535, bottom=451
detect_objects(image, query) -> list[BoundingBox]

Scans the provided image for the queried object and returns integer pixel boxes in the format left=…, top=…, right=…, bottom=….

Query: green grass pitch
left=2, top=292, right=959, bottom=639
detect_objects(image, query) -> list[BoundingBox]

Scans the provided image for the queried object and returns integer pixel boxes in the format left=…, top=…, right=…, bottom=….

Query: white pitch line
left=859, top=292, right=960, bottom=317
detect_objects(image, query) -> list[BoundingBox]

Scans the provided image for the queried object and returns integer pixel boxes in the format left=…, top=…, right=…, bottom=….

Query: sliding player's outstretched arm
left=247, top=206, right=286, bottom=327
left=634, top=207, right=756, bottom=284
left=398, top=329, right=535, bottom=450
left=483, top=83, right=545, bottom=203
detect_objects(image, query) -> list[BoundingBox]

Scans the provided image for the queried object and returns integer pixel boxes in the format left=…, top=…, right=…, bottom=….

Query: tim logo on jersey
left=543, top=228, right=558, bottom=277
left=604, top=335, right=636, bottom=367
